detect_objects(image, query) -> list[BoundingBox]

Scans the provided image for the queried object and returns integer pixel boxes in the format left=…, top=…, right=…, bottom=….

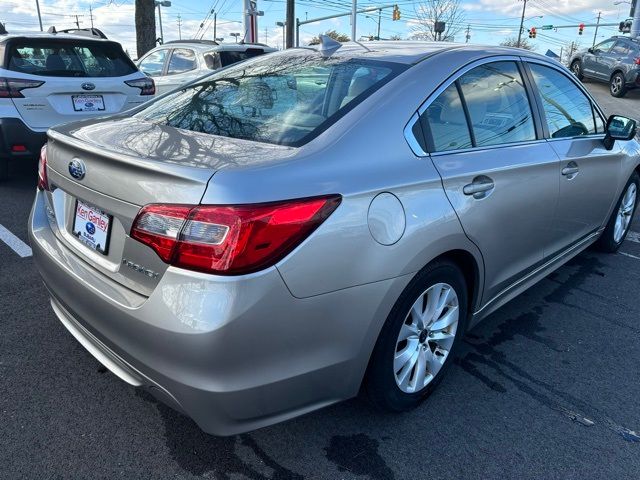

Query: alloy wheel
left=393, top=283, right=459, bottom=394
left=614, top=182, right=637, bottom=243
left=611, top=75, right=623, bottom=95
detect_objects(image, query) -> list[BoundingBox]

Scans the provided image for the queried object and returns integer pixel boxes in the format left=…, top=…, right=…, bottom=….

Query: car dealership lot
left=1, top=84, right=639, bottom=479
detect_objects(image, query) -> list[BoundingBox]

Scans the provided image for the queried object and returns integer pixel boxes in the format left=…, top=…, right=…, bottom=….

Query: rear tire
left=570, top=60, right=584, bottom=80
left=610, top=72, right=628, bottom=98
left=0, top=157, right=8, bottom=182
left=364, top=260, right=468, bottom=412
left=595, top=172, right=639, bottom=252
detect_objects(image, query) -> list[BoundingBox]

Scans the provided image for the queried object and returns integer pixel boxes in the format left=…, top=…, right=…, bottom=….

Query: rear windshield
left=135, top=53, right=405, bottom=147
left=6, top=40, right=137, bottom=77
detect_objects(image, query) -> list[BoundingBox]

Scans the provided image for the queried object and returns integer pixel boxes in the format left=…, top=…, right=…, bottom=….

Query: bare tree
left=500, top=36, right=536, bottom=51
left=135, top=0, right=156, bottom=59
left=410, top=0, right=465, bottom=42
left=389, top=34, right=402, bottom=41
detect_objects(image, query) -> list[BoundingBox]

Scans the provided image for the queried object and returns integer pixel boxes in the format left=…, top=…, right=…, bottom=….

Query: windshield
left=135, top=53, right=405, bottom=147
left=6, top=40, right=137, bottom=77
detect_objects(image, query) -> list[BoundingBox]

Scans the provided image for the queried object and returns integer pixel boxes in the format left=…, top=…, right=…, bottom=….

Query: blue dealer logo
left=86, top=222, right=96, bottom=235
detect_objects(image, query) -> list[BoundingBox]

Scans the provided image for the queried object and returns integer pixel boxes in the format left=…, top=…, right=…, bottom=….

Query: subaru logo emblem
left=68, top=159, right=86, bottom=180
left=81, top=82, right=95, bottom=91
left=85, top=222, right=96, bottom=235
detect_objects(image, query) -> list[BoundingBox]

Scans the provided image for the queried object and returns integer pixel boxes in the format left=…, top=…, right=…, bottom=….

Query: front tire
left=595, top=172, right=639, bottom=252
left=0, top=157, right=8, bottom=182
left=364, top=260, right=468, bottom=412
left=610, top=72, right=628, bottom=98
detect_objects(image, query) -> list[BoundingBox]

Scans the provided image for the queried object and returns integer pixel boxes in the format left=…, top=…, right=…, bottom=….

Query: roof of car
left=0, top=32, right=113, bottom=43
left=156, top=41, right=277, bottom=53
left=288, top=41, right=550, bottom=65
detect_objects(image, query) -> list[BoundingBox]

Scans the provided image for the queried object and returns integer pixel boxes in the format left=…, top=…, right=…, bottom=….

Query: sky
left=1, top=0, right=636, bottom=60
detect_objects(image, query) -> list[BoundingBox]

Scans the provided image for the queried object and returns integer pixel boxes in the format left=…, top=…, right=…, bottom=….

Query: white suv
left=0, top=29, right=155, bottom=180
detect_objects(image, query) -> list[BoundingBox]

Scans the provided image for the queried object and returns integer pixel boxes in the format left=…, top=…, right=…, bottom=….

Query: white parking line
left=627, top=231, right=640, bottom=244
left=619, top=251, right=640, bottom=261
left=0, top=224, right=32, bottom=258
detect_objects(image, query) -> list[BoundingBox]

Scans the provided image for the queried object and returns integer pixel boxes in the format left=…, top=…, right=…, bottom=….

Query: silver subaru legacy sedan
left=29, top=40, right=640, bottom=435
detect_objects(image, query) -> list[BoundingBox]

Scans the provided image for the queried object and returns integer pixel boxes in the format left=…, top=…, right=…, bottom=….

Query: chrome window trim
left=429, top=139, right=546, bottom=158
left=403, top=55, right=540, bottom=157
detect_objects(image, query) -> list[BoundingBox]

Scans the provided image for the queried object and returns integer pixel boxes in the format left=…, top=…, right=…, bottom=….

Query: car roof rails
left=164, top=39, right=219, bottom=46
left=47, top=26, right=108, bottom=39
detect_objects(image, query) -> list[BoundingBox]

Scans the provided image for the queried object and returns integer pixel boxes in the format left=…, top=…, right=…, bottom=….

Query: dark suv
left=570, top=36, right=640, bottom=97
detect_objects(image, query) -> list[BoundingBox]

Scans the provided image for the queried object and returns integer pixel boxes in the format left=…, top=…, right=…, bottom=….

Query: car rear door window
left=528, top=63, right=596, bottom=138
left=167, top=48, right=197, bottom=74
left=423, top=83, right=473, bottom=151
left=457, top=61, right=536, bottom=147
left=139, top=49, right=168, bottom=76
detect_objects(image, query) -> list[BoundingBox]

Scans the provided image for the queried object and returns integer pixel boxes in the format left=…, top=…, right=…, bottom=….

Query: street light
left=276, top=21, right=285, bottom=47
left=155, top=0, right=171, bottom=44
left=230, top=32, right=241, bottom=43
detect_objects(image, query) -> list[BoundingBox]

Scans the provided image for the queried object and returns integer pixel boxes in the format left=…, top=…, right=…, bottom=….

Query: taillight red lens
left=37, top=144, right=49, bottom=191
left=635, top=57, right=640, bottom=66
left=0, top=77, right=45, bottom=98
left=125, top=77, right=156, bottom=96
left=131, top=195, right=341, bottom=275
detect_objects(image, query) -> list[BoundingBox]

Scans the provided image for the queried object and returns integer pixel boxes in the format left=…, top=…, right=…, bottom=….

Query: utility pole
left=74, top=14, right=81, bottom=28
left=351, top=0, right=357, bottom=41
left=89, top=5, right=94, bottom=29
left=265, top=26, right=268, bottom=43
left=213, top=11, right=217, bottom=41
left=465, top=24, right=470, bottom=43
left=177, top=14, right=182, bottom=39
left=559, top=46, right=563, bottom=64
left=377, top=8, right=381, bottom=40
left=631, top=0, right=640, bottom=38
left=157, top=5, right=164, bottom=43
left=517, top=0, right=527, bottom=48
left=285, top=0, right=294, bottom=48
left=35, top=0, right=43, bottom=31
left=592, top=11, right=601, bottom=47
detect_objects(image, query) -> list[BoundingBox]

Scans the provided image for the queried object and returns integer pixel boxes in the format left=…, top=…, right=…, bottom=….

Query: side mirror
left=603, top=115, right=637, bottom=150
left=588, top=47, right=595, bottom=54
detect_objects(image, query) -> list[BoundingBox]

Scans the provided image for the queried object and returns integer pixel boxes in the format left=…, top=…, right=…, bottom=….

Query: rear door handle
left=463, top=176, right=495, bottom=199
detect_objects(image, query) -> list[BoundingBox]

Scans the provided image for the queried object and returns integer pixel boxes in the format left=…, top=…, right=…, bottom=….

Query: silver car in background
left=136, top=40, right=277, bottom=94
left=30, top=41, right=640, bottom=435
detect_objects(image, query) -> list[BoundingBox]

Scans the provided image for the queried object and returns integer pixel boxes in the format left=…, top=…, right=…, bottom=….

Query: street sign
left=541, top=25, right=553, bottom=30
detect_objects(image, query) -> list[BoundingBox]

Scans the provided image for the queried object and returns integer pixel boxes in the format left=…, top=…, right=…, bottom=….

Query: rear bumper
left=0, top=117, right=47, bottom=159
left=29, top=190, right=408, bottom=435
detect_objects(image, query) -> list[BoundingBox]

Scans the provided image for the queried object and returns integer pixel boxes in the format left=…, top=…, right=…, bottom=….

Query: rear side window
left=611, top=41, right=630, bottom=56
left=423, top=83, right=472, bottom=151
left=219, top=49, right=265, bottom=67
left=528, top=63, right=596, bottom=138
left=135, top=54, right=404, bottom=147
left=458, top=62, right=536, bottom=147
left=167, top=48, right=196, bottom=74
left=204, top=52, right=222, bottom=70
left=6, top=40, right=136, bottom=77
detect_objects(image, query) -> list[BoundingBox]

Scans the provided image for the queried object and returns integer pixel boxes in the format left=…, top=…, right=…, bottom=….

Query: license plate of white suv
left=72, top=200, right=111, bottom=254
left=72, top=95, right=105, bottom=112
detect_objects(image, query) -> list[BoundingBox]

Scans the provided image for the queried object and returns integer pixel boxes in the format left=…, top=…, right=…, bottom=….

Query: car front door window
left=528, top=63, right=596, bottom=138
left=167, top=49, right=197, bottom=75
left=139, top=49, right=168, bottom=77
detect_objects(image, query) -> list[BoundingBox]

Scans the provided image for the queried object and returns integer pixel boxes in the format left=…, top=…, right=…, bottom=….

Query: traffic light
left=578, top=23, right=584, bottom=35
left=528, top=27, right=536, bottom=39
left=392, top=4, right=400, bottom=21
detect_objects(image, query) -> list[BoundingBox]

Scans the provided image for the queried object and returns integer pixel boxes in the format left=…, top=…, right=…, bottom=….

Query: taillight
left=131, top=195, right=341, bottom=275
left=125, top=77, right=155, bottom=96
left=635, top=57, right=640, bottom=66
left=37, top=144, right=49, bottom=191
left=0, top=77, right=45, bottom=98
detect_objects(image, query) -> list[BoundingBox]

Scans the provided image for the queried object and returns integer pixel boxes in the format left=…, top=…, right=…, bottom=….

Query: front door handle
left=562, top=162, right=580, bottom=177
left=463, top=176, right=495, bottom=199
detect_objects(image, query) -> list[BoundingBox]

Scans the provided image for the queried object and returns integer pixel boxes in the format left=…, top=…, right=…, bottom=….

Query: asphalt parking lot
left=1, top=82, right=639, bottom=480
